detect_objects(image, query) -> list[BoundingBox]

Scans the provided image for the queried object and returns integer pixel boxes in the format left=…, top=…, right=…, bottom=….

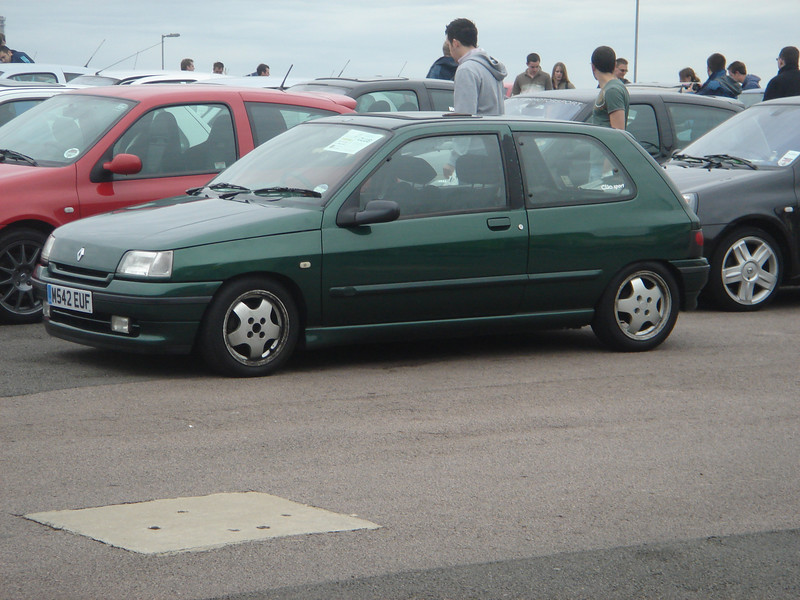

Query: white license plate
left=47, top=283, right=93, bottom=314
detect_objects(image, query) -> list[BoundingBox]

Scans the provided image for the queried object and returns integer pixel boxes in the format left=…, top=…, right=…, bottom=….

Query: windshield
left=0, top=93, right=135, bottom=166
left=679, top=103, right=800, bottom=167
left=206, top=121, right=390, bottom=205
left=504, top=96, right=586, bottom=121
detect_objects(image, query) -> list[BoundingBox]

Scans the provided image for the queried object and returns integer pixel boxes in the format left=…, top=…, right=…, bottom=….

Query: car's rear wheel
left=591, top=262, right=679, bottom=352
left=0, top=228, right=47, bottom=324
left=708, top=227, right=781, bottom=311
left=199, top=277, right=299, bottom=377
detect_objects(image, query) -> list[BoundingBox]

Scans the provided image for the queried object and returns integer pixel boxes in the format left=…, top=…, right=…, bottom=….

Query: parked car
left=0, top=82, right=72, bottom=127
left=290, top=77, right=454, bottom=112
left=0, top=85, right=355, bottom=323
left=505, top=88, right=743, bottom=163
left=34, top=113, right=708, bottom=376
left=665, top=96, right=800, bottom=311
left=0, top=63, right=92, bottom=84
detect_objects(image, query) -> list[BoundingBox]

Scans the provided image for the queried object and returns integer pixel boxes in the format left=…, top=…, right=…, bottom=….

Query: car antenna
left=84, top=39, right=106, bottom=68
left=280, top=65, right=294, bottom=89
left=397, top=61, right=407, bottom=77
left=337, top=59, right=350, bottom=77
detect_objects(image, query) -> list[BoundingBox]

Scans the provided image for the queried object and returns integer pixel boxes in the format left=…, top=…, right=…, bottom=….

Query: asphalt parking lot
left=2, top=289, right=799, bottom=599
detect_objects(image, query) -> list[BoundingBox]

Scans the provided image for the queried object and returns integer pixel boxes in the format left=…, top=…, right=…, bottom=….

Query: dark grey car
left=505, top=88, right=743, bottom=163
left=665, top=96, right=800, bottom=311
left=290, top=77, right=454, bottom=113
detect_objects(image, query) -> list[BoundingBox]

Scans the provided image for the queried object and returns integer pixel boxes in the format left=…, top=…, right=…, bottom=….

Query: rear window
left=245, top=102, right=338, bottom=146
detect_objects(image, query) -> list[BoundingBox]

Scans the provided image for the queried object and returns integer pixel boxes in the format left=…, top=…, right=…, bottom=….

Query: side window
left=516, top=133, right=636, bottom=207
left=626, top=103, right=660, bottom=156
left=112, top=104, right=235, bottom=176
left=245, top=102, right=334, bottom=146
left=10, top=72, right=59, bottom=84
left=355, top=91, right=420, bottom=112
left=667, top=103, right=734, bottom=150
left=0, top=99, right=42, bottom=127
left=358, top=134, right=507, bottom=219
left=430, top=89, right=455, bottom=112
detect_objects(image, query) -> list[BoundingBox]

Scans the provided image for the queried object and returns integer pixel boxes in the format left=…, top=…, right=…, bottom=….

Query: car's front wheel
left=708, top=227, right=781, bottom=311
left=199, top=277, right=300, bottom=377
left=0, top=228, right=47, bottom=324
left=591, top=263, right=679, bottom=352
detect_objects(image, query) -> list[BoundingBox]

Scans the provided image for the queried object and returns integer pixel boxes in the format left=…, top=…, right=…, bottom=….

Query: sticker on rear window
left=778, top=150, right=799, bottom=166
left=324, top=130, right=383, bottom=155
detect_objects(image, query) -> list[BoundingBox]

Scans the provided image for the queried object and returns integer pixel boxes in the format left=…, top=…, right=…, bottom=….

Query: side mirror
left=103, top=153, right=142, bottom=175
left=338, top=200, right=400, bottom=227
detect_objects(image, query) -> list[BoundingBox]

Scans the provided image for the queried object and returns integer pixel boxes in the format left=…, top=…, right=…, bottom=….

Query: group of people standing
left=0, top=33, right=33, bottom=64
left=429, top=18, right=631, bottom=132
left=679, top=47, right=800, bottom=102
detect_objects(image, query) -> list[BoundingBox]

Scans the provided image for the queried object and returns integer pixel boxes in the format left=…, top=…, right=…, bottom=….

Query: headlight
left=117, top=250, right=173, bottom=278
left=40, top=234, right=56, bottom=264
left=681, top=192, right=698, bottom=214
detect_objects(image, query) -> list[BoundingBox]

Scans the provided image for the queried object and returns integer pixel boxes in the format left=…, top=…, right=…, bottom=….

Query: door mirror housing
left=338, top=199, right=400, bottom=227
left=103, top=153, right=143, bottom=175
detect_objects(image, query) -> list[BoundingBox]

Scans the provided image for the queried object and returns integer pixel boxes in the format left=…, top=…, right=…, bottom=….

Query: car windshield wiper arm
left=0, top=148, right=38, bottom=166
left=207, top=182, right=253, bottom=199
left=703, top=154, right=758, bottom=170
left=251, top=186, right=322, bottom=199
left=671, top=153, right=707, bottom=164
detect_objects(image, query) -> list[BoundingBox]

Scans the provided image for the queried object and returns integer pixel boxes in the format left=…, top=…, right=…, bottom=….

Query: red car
left=0, top=85, right=355, bottom=323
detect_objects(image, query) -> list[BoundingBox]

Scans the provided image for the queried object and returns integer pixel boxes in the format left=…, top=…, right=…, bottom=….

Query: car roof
left=291, top=77, right=454, bottom=90
left=0, top=63, right=92, bottom=76
left=58, top=83, right=356, bottom=111
left=508, top=88, right=744, bottom=109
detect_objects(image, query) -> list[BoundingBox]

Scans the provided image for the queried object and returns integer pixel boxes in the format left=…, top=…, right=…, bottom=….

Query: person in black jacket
left=763, top=46, right=800, bottom=101
left=426, top=41, right=457, bottom=81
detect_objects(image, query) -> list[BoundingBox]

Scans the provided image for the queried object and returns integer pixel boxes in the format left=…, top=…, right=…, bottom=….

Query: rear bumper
left=669, top=258, right=710, bottom=310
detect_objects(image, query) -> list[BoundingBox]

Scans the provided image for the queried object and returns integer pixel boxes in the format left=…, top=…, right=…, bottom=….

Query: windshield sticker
left=313, top=184, right=329, bottom=194
left=778, top=150, right=799, bottom=167
left=324, top=130, right=384, bottom=155
left=64, top=148, right=80, bottom=159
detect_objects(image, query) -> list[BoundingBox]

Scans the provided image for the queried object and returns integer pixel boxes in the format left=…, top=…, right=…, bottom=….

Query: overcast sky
left=2, top=1, right=798, bottom=89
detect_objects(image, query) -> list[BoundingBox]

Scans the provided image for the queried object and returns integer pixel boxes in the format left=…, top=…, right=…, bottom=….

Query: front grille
left=48, top=262, right=113, bottom=287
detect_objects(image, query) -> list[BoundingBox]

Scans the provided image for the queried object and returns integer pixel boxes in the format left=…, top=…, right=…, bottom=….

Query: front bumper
left=33, top=268, right=220, bottom=354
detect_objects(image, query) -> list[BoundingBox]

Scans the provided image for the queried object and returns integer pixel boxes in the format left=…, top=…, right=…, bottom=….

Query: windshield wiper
left=0, top=148, right=38, bottom=166
left=207, top=182, right=253, bottom=200
left=703, top=154, right=758, bottom=170
left=251, top=186, right=322, bottom=199
left=671, top=153, right=707, bottom=164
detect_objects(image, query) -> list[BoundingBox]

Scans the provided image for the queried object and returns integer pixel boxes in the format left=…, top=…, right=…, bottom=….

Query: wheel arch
left=0, top=219, right=56, bottom=239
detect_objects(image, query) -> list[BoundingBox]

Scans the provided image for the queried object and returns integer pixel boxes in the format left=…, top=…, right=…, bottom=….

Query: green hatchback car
left=34, top=113, right=709, bottom=377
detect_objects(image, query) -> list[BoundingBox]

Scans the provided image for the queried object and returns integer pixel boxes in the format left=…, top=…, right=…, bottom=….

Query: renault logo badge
left=77, top=247, right=85, bottom=261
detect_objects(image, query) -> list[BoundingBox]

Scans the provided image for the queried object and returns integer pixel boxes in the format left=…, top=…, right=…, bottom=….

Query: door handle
left=487, top=217, right=511, bottom=231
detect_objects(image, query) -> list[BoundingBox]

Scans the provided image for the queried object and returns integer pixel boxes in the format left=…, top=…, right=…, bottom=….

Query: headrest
left=456, top=154, right=498, bottom=185
left=390, top=155, right=436, bottom=185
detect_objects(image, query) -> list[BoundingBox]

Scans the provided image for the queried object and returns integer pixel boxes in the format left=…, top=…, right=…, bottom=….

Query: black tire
left=0, top=228, right=47, bottom=324
left=591, top=262, right=679, bottom=352
left=708, top=227, right=781, bottom=312
left=199, top=277, right=299, bottom=377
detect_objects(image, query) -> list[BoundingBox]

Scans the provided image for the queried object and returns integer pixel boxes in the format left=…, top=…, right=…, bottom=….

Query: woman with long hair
left=679, top=67, right=701, bottom=93
left=551, top=62, right=575, bottom=89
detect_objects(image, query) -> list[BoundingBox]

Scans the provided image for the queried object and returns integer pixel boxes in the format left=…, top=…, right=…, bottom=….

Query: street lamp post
left=161, top=33, right=180, bottom=70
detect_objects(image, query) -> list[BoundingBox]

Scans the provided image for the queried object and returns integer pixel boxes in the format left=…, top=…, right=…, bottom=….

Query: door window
left=667, top=103, right=734, bottom=149
left=626, top=103, right=660, bottom=156
left=112, top=104, right=235, bottom=176
left=356, top=134, right=507, bottom=219
left=516, top=133, right=636, bottom=207
left=355, top=91, right=420, bottom=112
left=430, top=89, right=455, bottom=112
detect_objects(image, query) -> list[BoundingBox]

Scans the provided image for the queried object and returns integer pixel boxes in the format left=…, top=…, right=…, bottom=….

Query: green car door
left=321, top=131, right=529, bottom=327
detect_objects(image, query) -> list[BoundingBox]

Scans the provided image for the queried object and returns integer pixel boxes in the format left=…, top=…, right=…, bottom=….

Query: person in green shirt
left=590, top=46, right=629, bottom=130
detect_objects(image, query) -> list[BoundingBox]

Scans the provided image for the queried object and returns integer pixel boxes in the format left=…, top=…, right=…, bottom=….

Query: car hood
left=50, top=195, right=323, bottom=271
left=664, top=163, right=779, bottom=193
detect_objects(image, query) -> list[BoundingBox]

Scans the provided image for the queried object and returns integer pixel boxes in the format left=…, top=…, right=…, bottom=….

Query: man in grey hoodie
left=445, top=18, right=507, bottom=115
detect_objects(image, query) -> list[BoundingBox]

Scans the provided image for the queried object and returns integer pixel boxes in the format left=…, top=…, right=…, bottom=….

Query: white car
left=0, top=63, right=91, bottom=84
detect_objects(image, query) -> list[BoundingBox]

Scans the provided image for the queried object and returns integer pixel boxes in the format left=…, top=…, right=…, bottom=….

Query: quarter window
left=430, top=89, right=455, bottom=112
left=357, top=134, right=507, bottom=218
left=516, top=133, right=635, bottom=207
